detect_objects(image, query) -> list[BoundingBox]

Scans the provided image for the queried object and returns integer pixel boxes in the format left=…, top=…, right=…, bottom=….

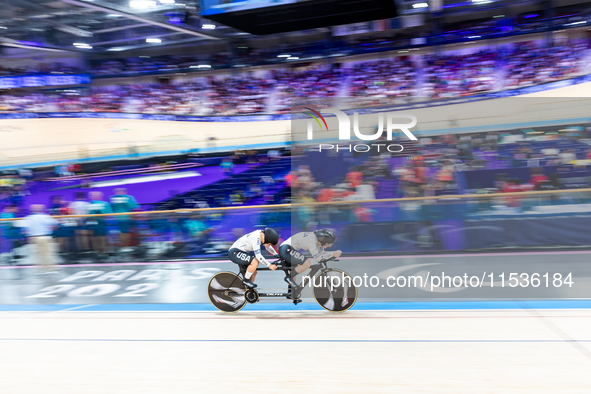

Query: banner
left=0, top=74, right=91, bottom=89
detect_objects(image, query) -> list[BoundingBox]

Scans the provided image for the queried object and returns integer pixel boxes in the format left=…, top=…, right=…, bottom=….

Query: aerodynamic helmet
left=314, top=229, right=336, bottom=246
left=263, top=227, right=279, bottom=245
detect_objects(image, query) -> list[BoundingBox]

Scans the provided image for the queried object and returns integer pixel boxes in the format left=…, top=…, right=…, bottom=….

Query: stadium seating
left=1, top=39, right=588, bottom=116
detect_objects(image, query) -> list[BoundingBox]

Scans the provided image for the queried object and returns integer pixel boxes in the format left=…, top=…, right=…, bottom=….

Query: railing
left=2, top=188, right=591, bottom=260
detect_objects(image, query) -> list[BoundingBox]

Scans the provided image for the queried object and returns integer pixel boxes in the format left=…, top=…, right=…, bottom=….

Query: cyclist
left=279, top=228, right=345, bottom=304
left=279, top=229, right=342, bottom=275
left=228, top=227, right=280, bottom=289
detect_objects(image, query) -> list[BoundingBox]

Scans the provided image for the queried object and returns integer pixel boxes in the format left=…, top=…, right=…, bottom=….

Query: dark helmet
left=263, top=227, right=279, bottom=245
left=314, top=229, right=336, bottom=246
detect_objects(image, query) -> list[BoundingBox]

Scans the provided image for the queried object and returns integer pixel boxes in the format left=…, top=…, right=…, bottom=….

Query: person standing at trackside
left=87, top=191, right=112, bottom=258
left=109, top=188, right=138, bottom=250
left=69, top=191, right=90, bottom=254
left=20, top=204, right=58, bottom=272
left=1, top=204, right=23, bottom=264
left=279, top=229, right=342, bottom=275
left=228, top=227, right=280, bottom=288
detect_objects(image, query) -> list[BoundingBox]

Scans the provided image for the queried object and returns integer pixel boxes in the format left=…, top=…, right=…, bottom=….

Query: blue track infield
left=1, top=300, right=590, bottom=312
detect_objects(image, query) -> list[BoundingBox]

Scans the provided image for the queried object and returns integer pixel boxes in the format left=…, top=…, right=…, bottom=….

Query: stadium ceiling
left=1, top=0, right=590, bottom=53
left=0, top=0, right=228, bottom=53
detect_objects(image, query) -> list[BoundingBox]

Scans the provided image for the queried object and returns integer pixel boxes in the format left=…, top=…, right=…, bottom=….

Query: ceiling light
left=202, top=24, right=216, bottom=29
left=277, top=54, right=290, bottom=57
left=468, top=35, right=481, bottom=38
left=74, top=43, right=92, bottom=49
left=412, top=3, right=428, bottom=8
left=160, top=0, right=175, bottom=3
left=146, top=38, right=162, bottom=43
left=287, top=57, right=299, bottom=60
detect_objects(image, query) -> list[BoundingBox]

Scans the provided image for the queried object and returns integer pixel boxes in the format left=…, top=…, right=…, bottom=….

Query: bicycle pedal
left=293, top=299, right=302, bottom=305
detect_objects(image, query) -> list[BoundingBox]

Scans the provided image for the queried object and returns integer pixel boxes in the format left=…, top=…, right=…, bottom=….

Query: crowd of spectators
left=348, top=58, right=416, bottom=107
left=0, top=77, right=270, bottom=116
left=503, top=41, right=587, bottom=89
left=121, top=81, right=208, bottom=115
left=206, top=76, right=273, bottom=115
left=0, top=40, right=588, bottom=115
left=422, top=50, right=499, bottom=98
left=293, top=126, right=591, bottom=212
left=273, top=66, right=344, bottom=114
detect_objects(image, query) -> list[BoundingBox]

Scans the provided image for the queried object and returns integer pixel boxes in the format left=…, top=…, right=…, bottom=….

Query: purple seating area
left=164, top=157, right=291, bottom=210
left=21, top=164, right=254, bottom=209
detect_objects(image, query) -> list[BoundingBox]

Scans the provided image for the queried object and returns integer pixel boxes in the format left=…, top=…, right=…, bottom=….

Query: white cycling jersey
left=281, top=232, right=333, bottom=261
left=230, top=230, right=277, bottom=267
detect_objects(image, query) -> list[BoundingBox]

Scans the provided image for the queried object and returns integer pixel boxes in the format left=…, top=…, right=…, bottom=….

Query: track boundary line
left=1, top=338, right=590, bottom=343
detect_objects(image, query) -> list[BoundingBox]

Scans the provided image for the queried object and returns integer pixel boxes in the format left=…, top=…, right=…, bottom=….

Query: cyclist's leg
left=279, top=244, right=309, bottom=274
left=246, top=258, right=259, bottom=282
left=228, top=248, right=258, bottom=286
left=279, top=244, right=305, bottom=292
left=278, top=244, right=293, bottom=267
left=295, top=258, right=312, bottom=274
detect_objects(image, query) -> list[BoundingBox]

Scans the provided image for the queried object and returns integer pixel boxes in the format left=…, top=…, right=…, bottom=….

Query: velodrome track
left=1, top=251, right=591, bottom=392
left=1, top=306, right=590, bottom=393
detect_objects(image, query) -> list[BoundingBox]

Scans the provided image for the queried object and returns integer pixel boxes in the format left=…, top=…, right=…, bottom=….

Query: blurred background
left=1, top=0, right=591, bottom=266
left=3, top=3, right=591, bottom=393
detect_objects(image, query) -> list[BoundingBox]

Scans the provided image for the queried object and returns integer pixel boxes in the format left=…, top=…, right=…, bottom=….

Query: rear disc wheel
left=312, top=269, right=357, bottom=312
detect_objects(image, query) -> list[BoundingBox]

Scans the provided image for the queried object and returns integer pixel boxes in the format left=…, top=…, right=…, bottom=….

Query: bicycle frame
left=236, top=256, right=335, bottom=299
left=237, top=262, right=292, bottom=298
